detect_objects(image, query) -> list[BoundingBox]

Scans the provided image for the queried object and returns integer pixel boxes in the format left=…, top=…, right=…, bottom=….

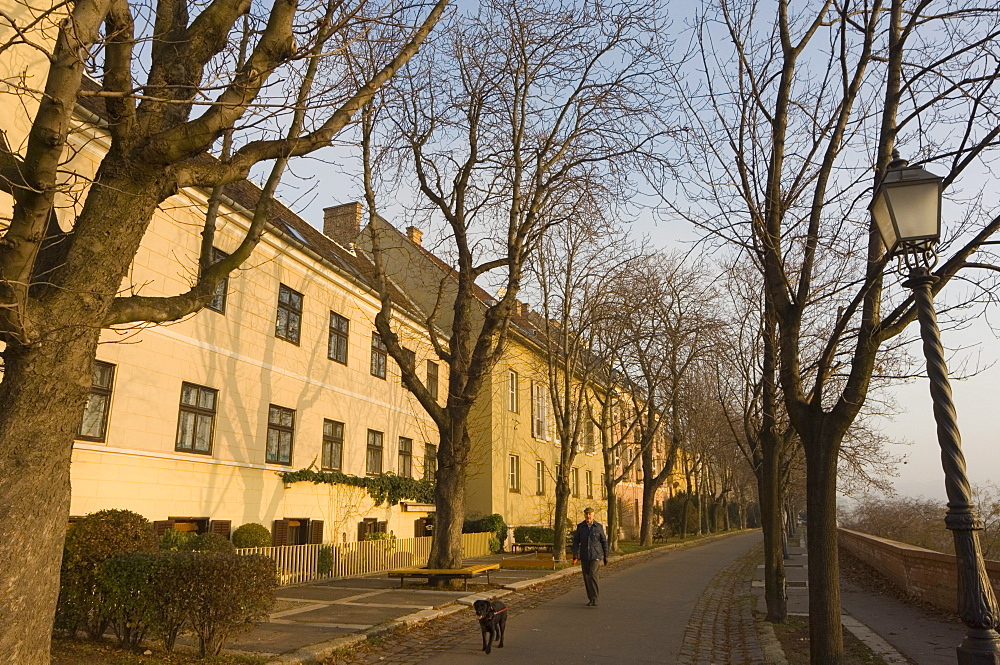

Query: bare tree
left=359, top=0, right=669, bottom=570
left=671, top=1, right=1000, bottom=661
left=0, top=0, right=448, bottom=658
left=532, top=202, right=639, bottom=561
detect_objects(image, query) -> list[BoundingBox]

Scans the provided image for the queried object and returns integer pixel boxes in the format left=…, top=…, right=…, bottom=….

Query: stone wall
left=838, top=527, right=1000, bottom=613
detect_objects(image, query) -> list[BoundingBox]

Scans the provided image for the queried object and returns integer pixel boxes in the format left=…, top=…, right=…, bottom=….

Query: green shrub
left=232, top=523, right=272, bottom=549
left=514, top=526, right=555, bottom=543
left=664, top=492, right=700, bottom=536
left=158, top=529, right=196, bottom=551
left=58, top=509, right=158, bottom=640
left=148, top=553, right=198, bottom=652
left=186, top=553, right=276, bottom=657
left=463, top=513, right=507, bottom=552
left=317, top=546, right=334, bottom=576
left=98, top=554, right=160, bottom=651
left=190, top=532, right=236, bottom=553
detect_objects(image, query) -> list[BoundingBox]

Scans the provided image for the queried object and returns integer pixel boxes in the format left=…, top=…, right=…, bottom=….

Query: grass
left=51, top=637, right=268, bottom=665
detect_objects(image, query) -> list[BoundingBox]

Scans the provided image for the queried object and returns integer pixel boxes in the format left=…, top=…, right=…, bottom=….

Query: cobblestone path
left=676, top=543, right=765, bottom=665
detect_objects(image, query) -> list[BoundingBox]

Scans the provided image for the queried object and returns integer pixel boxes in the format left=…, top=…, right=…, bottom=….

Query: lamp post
left=871, top=151, right=1000, bottom=664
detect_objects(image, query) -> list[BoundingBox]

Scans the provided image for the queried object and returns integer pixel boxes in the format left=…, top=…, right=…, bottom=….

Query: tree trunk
left=804, top=434, right=843, bottom=664
left=639, top=478, right=657, bottom=546
left=605, top=481, right=619, bottom=552
left=760, top=430, right=787, bottom=623
left=552, top=476, right=570, bottom=562
left=680, top=497, right=690, bottom=539
left=0, top=329, right=100, bottom=663
left=428, top=425, right=469, bottom=571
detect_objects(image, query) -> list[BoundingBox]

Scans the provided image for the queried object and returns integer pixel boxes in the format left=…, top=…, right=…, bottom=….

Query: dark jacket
left=572, top=520, right=609, bottom=561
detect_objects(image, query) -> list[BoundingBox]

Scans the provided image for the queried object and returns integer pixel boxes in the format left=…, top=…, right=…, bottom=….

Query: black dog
left=473, top=598, right=507, bottom=654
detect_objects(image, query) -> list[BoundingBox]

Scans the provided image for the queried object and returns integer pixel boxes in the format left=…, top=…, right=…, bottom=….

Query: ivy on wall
left=280, top=469, right=435, bottom=507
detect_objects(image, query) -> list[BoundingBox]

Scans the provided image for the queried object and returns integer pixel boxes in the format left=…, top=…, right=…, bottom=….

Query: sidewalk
left=752, top=534, right=967, bottom=665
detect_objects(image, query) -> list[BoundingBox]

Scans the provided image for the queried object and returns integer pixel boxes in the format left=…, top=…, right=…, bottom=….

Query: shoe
left=587, top=600, right=595, bottom=606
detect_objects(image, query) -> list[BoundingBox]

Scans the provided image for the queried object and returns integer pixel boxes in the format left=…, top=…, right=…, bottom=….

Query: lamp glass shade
left=869, top=164, right=943, bottom=256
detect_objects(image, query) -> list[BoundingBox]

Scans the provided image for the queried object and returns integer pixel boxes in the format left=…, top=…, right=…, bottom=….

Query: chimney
left=323, top=202, right=362, bottom=246
left=406, top=226, right=423, bottom=246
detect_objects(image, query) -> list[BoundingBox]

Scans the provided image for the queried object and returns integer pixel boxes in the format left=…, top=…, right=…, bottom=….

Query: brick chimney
left=323, top=202, right=362, bottom=246
left=405, top=226, right=423, bottom=246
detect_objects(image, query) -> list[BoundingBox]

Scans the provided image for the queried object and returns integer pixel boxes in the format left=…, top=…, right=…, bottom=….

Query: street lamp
left=871, top=151, right=1000, bottom=664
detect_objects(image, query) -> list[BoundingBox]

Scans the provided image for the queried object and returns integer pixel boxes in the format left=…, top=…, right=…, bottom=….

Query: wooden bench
left=387, top=563, right=500, bottom=590
left=510, top=542, right=554, bottom=554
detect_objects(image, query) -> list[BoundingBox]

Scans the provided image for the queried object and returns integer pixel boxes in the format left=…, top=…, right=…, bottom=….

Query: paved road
left=411, top=531, right=763, bottom=664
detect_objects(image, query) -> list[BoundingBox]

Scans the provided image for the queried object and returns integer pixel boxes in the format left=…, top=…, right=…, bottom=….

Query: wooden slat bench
left=388, top=563, right=500, bottom=590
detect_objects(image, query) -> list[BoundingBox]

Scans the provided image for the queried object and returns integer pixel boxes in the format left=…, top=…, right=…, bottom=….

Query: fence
left=238, top=531, right=494, bottom=586
left=838, top=527, right=1000, bottom=613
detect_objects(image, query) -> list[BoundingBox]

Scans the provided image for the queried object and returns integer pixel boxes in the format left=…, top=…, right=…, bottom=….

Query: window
left=175, top=382, right=217, bottom=454
left=535, top=460, right=545, bottom=495
left=275, top=284, right=303, bottom=344
left=585, top=423, right=596, bottom=453
left=586, top=470, right=594, bottom=498
left=398, top=437, right=413, bottom=478
left=601, top=473, right=607, bottom=498
left=508, top=371, right=519, bottom=412
left=207, top=248, right=229, bottom=313
left=571, top=467, right=580, bottom=497
left=322, top=419, right=344, bottom=471
left=424, top=443, right=437, bottom=481
left=370, top=332, right=387, bottom=378
left=366, top=429, right=384, bottom=475
left=266, top=405, right=295, bottom=465
left=78, top=361, right=115, bottom=441
left=531, top=383, right=549, bottom=439
left=427, top=361, right=439, bottom=400
left=508, top=454, right=520, bottom=492
left=401, top=347, right=415, bottom=384
left=328, top=312, right=349, bottom=364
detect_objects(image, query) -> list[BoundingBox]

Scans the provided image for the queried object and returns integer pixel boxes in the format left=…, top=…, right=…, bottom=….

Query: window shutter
left=377, top=521, right=387, bottom=534
left=153, top=520, right=175, bottom=537
left=209, top=520, right=232, bottom=539
left=358, top=521, right=367, bottom=541
left=309, top=520, right=324, bottom=544
left=272, top=519, right=289, bottom=546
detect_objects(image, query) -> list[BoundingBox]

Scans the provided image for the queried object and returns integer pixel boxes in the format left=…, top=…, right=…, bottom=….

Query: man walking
left=572, top=507, right=609, bottom=606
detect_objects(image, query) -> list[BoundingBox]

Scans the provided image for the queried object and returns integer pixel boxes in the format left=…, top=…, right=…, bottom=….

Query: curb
left=262, top=529, right=756, bottom=665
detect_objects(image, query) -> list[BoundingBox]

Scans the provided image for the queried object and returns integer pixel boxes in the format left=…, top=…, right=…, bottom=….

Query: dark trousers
left=581, top=558, right=601, bottom=601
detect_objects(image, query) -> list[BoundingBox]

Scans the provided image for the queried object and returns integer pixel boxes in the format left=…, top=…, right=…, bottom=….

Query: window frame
left=586, top=469, right=594, bottom=498
left=322, top=419, right=344, bottom=471
left=275, top=284, right=303, bottom=345
left=206, top=248, right=230, bottom=314
left=424, top=443, right=437, bottom=481
left=266, top=404, right=295, bottom=466
left=531, top=382, right=549, bottom=440
left=175, top=382, right=218, bottom=455
left=370, top=332, right=387, bottom=379
left=78, top=360, right=116, bottom=442
left=571, top=467, right=580, bottom=497
left=328, top=311, right=349, bottom=364
left=601, top=473, right=607, bottom=498
left=508, top=454, right=521, bottom=493
left=366, top=429, right=384, bottom=475
left=397, top=437, right=413, bottom=478
left=535, top=460, right=545, bottom=495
